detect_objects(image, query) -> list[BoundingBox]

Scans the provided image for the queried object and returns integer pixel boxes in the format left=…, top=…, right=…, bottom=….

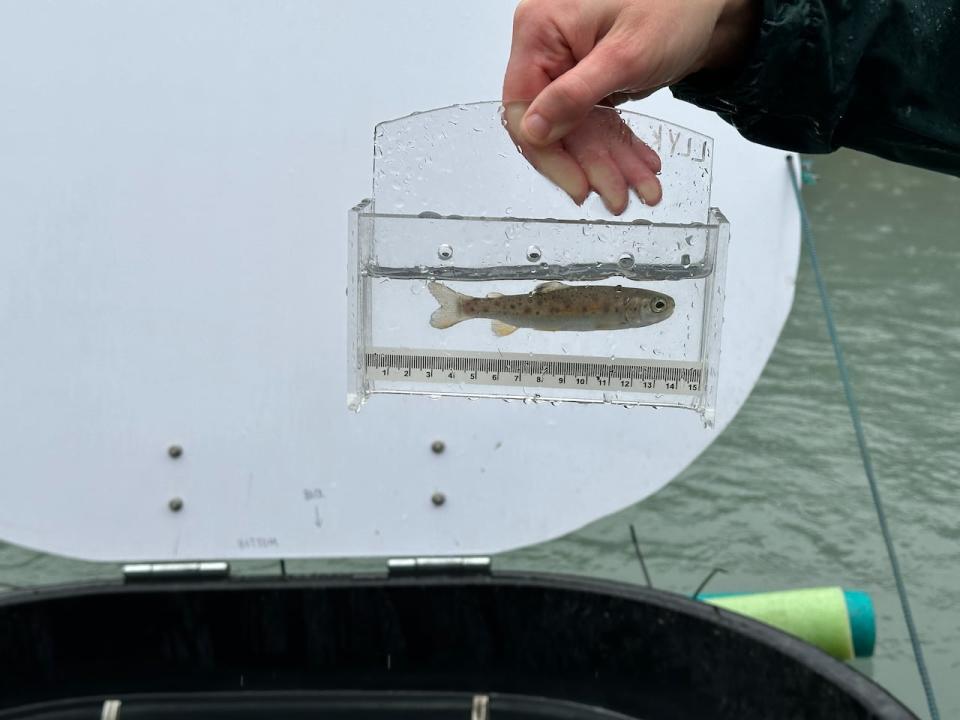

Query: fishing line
left=629, top=524, right=653, bottom=587
left=788, top=156, right=940, bottom=720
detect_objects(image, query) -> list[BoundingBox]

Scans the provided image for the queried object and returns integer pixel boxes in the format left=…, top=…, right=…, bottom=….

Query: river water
left=1, top=148, right=957, bottom=718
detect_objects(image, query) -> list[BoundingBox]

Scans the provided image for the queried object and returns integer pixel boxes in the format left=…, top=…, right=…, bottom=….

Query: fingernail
left=523, top=112, right=551, bottom=143
left=636, top=179, right=661, bottom=205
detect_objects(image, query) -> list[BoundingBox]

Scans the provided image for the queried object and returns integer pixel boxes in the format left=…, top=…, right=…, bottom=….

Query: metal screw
left=618, top=252, right=635, bottom=269
left=437, top=244, right=453, bottom=260
left=526, top=245, right=542, bottom=262
left=167, top=445, right=183, bottom=459
left=168, top=497, right=184, bottom=512
left=431, top=440, right=445, bottom=454
left=431, top=491, right=446, bottom=507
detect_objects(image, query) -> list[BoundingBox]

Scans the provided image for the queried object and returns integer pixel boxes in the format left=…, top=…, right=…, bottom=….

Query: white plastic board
left=0, top=1, right=800, bottom=561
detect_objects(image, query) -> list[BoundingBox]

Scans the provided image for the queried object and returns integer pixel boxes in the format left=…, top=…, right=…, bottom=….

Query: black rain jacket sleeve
left=670, top=0, right=960, bottom=176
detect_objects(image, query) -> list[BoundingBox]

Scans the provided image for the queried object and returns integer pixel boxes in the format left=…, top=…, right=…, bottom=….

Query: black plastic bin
left=0, top=571, right=915, bottom=719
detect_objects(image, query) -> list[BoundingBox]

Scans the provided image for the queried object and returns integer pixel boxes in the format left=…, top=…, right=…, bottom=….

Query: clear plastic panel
left=348, top=102, right=729, bottom=426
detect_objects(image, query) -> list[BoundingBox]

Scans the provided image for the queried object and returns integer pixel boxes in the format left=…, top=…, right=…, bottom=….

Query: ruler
left=366, top=348, right=704, bottom=396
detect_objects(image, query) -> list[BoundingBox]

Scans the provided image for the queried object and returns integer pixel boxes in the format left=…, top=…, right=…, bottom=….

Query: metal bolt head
left=167, top=445, right=183, bottom=459
left=168, top=497, right=184, bottom=512
left=431, top=440, right=445, bottom=454
left=526, top=245, right=542, bottom=262
left=437, top=244, right=453, bottom=260
left=431, top=491, right=446, bottom=507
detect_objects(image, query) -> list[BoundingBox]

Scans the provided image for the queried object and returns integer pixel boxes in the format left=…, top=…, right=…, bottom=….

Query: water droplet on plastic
left=685, top=235, right=694, bottom=246
left=618, top=253, right=635, bottom=269
left=681, top=254, right=691, bottom=268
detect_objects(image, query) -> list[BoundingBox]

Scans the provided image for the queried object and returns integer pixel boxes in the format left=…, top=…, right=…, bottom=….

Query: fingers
left=501, top=1, right=663, bottom=213
left=563, top=126, right=629, bottom=214
left=614, top=144, right=663, bottom=206
left=520, top=41, right=631, bottom=147
left=563, top=108, right=662, bottom=210
left=501, top=5, right=589, bottom=205
left=504, top=103, right=662, bottom=212
left=502, top=102, right=590, bottom=205
left=615, top=127, right=663, bottom=205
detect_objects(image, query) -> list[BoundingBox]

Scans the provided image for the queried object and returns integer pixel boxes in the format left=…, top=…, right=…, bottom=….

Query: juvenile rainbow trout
left=427, top=281, right=675, bottom=336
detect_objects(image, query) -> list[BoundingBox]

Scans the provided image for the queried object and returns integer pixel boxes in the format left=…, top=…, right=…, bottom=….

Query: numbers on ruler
left=366, top=353, right=703, bottom=396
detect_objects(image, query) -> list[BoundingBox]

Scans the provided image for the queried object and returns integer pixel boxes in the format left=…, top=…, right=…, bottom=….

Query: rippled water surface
left=505, top=150, right=960, bottom=718
left=1, top=150, right=957, bottom=718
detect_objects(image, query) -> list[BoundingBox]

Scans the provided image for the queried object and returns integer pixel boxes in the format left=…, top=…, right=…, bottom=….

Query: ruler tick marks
left=365, top=348, right=703, bottom=396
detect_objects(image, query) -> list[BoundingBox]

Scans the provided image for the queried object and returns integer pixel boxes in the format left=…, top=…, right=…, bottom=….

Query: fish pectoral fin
left=533, top=281, right=567, bottom=294
left=491, top=320, right=518, bottom=337
left=486, top=291, right=504, bottom=298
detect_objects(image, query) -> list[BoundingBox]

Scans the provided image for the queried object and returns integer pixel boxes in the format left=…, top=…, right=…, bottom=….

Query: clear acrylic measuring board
left=348, top=102, right=730, bottom=426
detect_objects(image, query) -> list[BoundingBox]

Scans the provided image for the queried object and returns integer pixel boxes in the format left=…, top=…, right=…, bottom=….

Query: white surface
left=0, top=1, right=800, bottom=561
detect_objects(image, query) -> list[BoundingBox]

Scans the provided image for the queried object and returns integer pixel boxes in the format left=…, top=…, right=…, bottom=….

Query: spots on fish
left=428, top=281, right=674, bottom=333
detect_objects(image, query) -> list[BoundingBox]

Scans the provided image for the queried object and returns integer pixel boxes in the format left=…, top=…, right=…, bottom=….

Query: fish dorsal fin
left=486, top=291, right=504, bottom=298
left=533, top=281, right=566, bottom=294
left=491, top=320, right=518, bottom=337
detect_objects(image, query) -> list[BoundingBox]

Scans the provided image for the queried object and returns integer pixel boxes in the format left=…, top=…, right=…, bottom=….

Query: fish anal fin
left=486, top=291, right=504, bottom=298
left=491, top=319, right=518, bottom=337
left=533, top=281, right=567, bottom=294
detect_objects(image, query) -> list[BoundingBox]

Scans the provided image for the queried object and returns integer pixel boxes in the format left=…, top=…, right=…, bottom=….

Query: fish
left=427, top=281, right=675, bottom=336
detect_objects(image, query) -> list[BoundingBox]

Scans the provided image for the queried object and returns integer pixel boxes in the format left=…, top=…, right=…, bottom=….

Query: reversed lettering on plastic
left=366, top=348, right=703, bottom=396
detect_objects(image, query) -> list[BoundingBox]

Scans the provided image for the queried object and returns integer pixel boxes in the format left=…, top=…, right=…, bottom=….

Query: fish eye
left=652, top=298, right=667, bottom=313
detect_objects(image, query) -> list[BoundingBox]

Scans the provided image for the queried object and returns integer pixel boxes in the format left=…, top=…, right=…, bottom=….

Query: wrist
left=697, top=0, right=761, bottom=74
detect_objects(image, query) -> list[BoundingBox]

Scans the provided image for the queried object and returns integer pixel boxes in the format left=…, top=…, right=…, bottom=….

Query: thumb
left=521, top=42, right=634, bottom=146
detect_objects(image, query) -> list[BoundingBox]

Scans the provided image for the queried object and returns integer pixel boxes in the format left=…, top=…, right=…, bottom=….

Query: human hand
left=502, top=0, right=757, bottom=213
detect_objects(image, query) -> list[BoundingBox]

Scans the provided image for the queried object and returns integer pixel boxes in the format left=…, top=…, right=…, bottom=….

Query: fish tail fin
left=427, top=281, right=468, bottom=329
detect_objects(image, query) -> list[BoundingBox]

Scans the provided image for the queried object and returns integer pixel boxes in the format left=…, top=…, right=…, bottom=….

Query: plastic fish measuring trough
left=348, top=102, right=730, bottom=426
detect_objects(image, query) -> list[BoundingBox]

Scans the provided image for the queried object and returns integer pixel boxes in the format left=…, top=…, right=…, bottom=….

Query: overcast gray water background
left=1, top=149, right=957, bottom=718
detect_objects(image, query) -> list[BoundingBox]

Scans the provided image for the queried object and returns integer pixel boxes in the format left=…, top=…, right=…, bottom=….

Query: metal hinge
left=387, top=556, right=492, bottom=577
left=471, top=695, right=489, bottom=720
left=101, top=699, right=121, bottom=720
left=122, top=561, right=230, bottom=583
